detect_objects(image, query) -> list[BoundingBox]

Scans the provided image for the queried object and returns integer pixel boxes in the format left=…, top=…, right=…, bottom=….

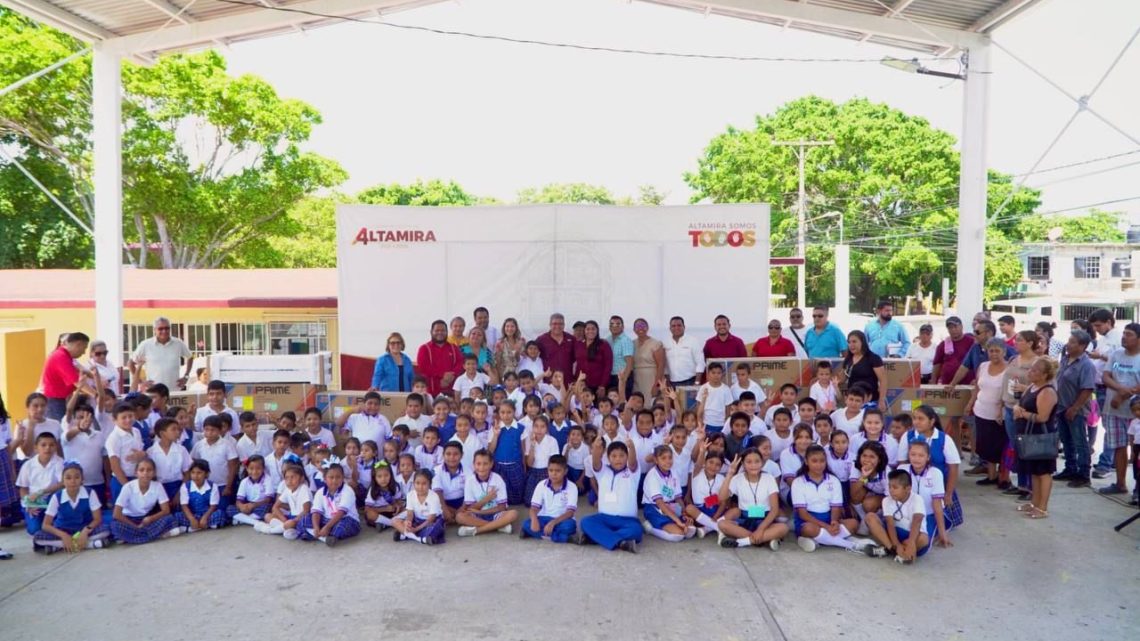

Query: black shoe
left=1016, top=492, right=1032, bottom=502
left=720, top=537, right=739, bottom=548
left=1091, top=469, right=1110, bottom=479
left=617, top=539, right=639, bottom=554
left=976, top=478, right=998, bottom=486
left=1097, top=484, right=1127, bottom=495
left=964, top=465, right=988, bottom=476
left=1066, top=478, right=1091, bottom=488
left=996, top=481, right=1013, bottom=491
left=1052, top=471, right=1076, bottom=481
left=571, top=531, right=588, bottom=546
left=392, top=530, right=402, bottom=542
left=1001, top=487, right=1023, bottom=496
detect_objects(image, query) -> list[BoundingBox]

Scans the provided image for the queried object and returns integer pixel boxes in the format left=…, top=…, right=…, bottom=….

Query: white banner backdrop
left=337, top=204, right=770, bottom=360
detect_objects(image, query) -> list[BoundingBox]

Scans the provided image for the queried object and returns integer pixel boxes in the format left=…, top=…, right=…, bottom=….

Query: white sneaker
left=458, top=526, right=477, bottom=537
left=91, top=539, right=104, bottom=549
left=253, top=522, right=270, bottom=534
left=164, top=527, right=183, bottom=538
left=717, top=530, right=727, bottom=547
left=797, top=536, right=817, bottom=553
left=283, top=528, right=299, bottom=540
left=684, top=525, right=697, bottom=539
left=864, top=545, right=888, bottom=558
left=696, top=526, right=708, bottom=539
left=768, top=539, right=780, bottom=551
left=642, top=520, right=652, bottom=533
left=498, top=524, right=512, bottom=535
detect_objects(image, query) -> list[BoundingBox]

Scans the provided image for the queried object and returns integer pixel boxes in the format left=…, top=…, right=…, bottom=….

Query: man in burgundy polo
left=536, top=313, right=577, bottom=382
left=41, top=332, right=89, bottom=420
left=416, top=320, right=464, bottom=396
left=703, top=315, right=748, bottom=360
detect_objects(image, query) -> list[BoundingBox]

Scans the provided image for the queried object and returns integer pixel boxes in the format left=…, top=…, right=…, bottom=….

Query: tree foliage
left=517, top=182, right=618, bottom=205
left=685, top=96, right=1042, bottom=308
left=1011, top=209, right=1124, bottom=243
left=357, top=179, right=480, bottom=206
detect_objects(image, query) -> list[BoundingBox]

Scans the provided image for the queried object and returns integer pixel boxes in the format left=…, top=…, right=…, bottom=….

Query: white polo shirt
left=898, top=464, right=946, bottom=515
left=464, top=471, right=508, bottom=507
left=62, top=427, right=108, bottom=485
left=563, top=442, right=590, bottom=471
left=528, top=435, right=559, bottom=469
left=431, top=464, right=466, bottom=501
left=453, top=372, right=490, bottom=400
left=790, top=473, right=844, bottom=513
left=179, top=480, right=220, bottom=507
left=768, top=430, right=793, bottom=462
left=850, top=431, right=899, bottom=467
left=449, top=433, right=480, bottom=473
left=689, top=471, right=724, bottom=507
left=312, top=485, right=360, bottom=522
left=275, top=480, right=312, bottom=515
left=304, top=427, right=337, bottom=451
left=594, top=464, right=640, bottom=518
left=236, top=431, right=273, bottom=461
left=668, top=443, right=694, bottom=483
left=190, top=437, right=238, bottom=487
left=884, top=490, right=928, bottom=534
left=194, top=405, right=241, bottom=436
left=236, top=474, right=275, bottom=503
left=346, top=412, right=392, bottom=446
left=46, top=486, right=101, bottom=517
left=664, top=334, right=704, bottom=382
left=825, top=447, right=854, bottom=482
left=147, top=441, right=192, bottom=483
left=104, top=426, right=145, bottom=477
left=641, top=466, right=683, bottom=506
left=779, top=448, right=804, bottom=480
left=765, top=404, right=800, bottom=428
left=830, top=408, right=864, bottom=435
left=15, top=455, right=63, bottom=494
left=262, top=451, right=289, bottom=489
left=731, top=380, right=764, bottom=403
left=728, top=472, right=779, bottom=513
left=131, top=336, right=191, bottom=389
left=406, top=489, right=443, bottom=520
left=628, top=430, right=663, bottom=478
left=115, top=479, right=169, bottom=518
left=16, top=418, right=62, bottom=459
left=531, top=478, right=578, bottom=518
left=698, top=383, right=734, bottom=427
left=413, top=444, right=444, bottom=472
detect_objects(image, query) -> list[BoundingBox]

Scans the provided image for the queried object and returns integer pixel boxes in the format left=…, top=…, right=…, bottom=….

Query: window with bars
left=216, top=322, right=266, bottom=355
left=1026, top=256, right=1050, bottom=280
left=269, top=321, right=328, bottom=355
left=1074, top=256, right=1101, bottom=279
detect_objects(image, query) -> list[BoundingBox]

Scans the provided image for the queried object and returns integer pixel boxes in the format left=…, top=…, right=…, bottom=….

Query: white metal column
left=955, top=39, right=990, bottom=319
left=93, top=45, right=123, bottom=359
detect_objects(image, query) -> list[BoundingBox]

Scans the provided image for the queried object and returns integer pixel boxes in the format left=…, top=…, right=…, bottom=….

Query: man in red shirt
left=416, top=320, right=464, bottom=397
left=703, top=315, right=748, bottom=360
left=930, top=316, right=976, bottom=385
left=536, top=313, right=577, bottom=382
left=751, top=320, right=797, bottom=357
left=41, top=332, right=89, bottom=420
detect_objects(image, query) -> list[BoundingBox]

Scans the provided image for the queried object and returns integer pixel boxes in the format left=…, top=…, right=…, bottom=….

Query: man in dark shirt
left=703, top=315, right=748, bottom=360
left=536, top=313, right=577, bottom=382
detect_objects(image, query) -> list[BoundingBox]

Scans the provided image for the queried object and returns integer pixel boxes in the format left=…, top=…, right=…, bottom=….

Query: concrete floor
left=1, top=478, right=1137, bottom=641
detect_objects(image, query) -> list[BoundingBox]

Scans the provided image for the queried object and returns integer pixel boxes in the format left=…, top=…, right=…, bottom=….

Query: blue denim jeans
left=1004, top=406, right=1030, bottom=491
left=1057, top=412, right=1091, bottom=477
left=1094, top=386, right=1113, bottom=470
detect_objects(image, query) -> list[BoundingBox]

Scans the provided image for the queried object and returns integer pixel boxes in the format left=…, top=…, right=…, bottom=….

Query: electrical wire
left=211, top=0, right=944, bottom=63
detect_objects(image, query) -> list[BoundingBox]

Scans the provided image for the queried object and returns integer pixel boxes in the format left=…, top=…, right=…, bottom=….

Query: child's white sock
left=374, top=515, right=394, bottom=528
left=815, top=530, right=855, bottom=550
left=232, top=513, right=260, bottom=527
left=40, top=540, right=65, bottom=550
left=265, top=520, right=285, bottom=535
left=648, top=527, right=684, bottom=542
left=736, top=537, right=753, bottom=547
left=684, top=525, right=697, bottom=539
left=695, top=513, right=718, bottom=531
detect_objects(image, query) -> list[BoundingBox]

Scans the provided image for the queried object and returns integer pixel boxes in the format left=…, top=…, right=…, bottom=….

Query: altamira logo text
left=353, top=228, right=438, bottom=245
left=687, top=222, right=757, bottom=248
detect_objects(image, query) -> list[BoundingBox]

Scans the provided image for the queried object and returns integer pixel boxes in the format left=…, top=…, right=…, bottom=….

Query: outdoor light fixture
left=880, top=56, right=966, bottom=80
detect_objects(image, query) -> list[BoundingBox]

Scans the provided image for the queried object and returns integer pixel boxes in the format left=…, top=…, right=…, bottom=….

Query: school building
left=0, top=268, right=339, bottom=403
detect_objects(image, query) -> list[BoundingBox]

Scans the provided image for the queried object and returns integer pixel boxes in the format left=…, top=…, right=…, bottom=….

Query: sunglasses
left=156, top=327, right=171, bottom=331
left=812, top=314, right=824, bottom=318
left=93, top=351, right=108, bottom=356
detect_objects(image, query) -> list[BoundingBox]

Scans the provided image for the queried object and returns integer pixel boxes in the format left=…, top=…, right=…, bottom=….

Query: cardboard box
left=315, top=390, right=409, bottom=425
left=676, top=386, right=700, bottom=412
left=226, top=383, right=325, bottom=416
left=882, top=359, right=922, bottom=389
left=887, top=385, right=973, bottom=419
left=213, top=353, right=333, bottom=385
left=709, top=358, right=814, bottom=394
left=167, top=391, right=206, bottom=410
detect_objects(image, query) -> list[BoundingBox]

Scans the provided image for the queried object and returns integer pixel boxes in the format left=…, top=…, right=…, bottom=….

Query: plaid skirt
left=226, top=504, right=271, bottom=520
left=0, top=449, right=18, bottom=508
left=943, top=490, right=965, bottom=529
left=298, top=513, right=361, bottom=541
left=33, top=521, right=111, bottom=545
left=494, top=462, right=526, bottom=506
left=111, top=514, right=176, bottom=544
left=524, top=467, right=549, bottom=507
left=174, top=508, right=229, bottom=530
left=407, top=516, right=445, bottom=544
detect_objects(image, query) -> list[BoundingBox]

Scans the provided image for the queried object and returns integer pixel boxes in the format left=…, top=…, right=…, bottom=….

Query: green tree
left=685, top=96, right=1041, bottom=308
left=228, top=193, right=350, bottom=268
left=357, top=179, right=479, bottom=206
left=517, top=183, right=618, bottom=205
left=1011, top=209, right=1124, bottom=243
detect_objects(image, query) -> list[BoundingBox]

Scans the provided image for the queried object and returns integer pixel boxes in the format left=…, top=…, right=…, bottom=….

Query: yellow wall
left=0, top=328, right=46, bottom=418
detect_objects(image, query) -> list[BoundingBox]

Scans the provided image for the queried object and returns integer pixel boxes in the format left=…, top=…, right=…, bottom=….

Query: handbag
left=1015, top=417, right=1059, bottom=461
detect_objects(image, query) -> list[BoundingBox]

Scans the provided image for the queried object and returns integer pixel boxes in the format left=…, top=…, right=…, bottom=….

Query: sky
left=220, top=0, right=1140, bottom=220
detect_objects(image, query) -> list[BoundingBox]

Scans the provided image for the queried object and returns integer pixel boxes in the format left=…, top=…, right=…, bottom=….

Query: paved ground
left=2, top=477, right=1137, bottom=641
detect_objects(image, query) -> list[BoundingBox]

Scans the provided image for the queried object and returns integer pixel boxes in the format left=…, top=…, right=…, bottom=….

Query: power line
left=211, top=0, right=944, bottom=63
left=1011, top=148, right=1140, bottom=177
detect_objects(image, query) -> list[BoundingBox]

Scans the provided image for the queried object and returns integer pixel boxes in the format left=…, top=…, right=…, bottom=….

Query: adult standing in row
left=463, top=327, right=497, bottom=384
left=1002, top=330, right=1040, bottom=501
left=537, top=313, right=576, bottom=383
left=664, top=316, right=704, bottom=387
left=605, top=316, right=635, bottom=398
left=930, top=317, right=973, bottom=386
left=493, top=318, right=526, bottom=379
left=41, top=332, right=89, bottom=421
left=783, top=307, right=808, bottom=357
left=1089, top=309, right=1121, bottom=479
left=864, top=301, right=909, bottom=358
left=417, top=320, right=464, bottom=397
left=1053, top=330, right=1096, bottom=488
left=575, top=321, right=614, bottom=392
left=838, top=330, right=886, bottom=409
left=371, top=332, right=415, bottom=392
left=1098, top=322, right=1140, bottom=496
left=909, top=324, right=937, bottom=384
left=631, top=319, right=665, bottom=399
left=804, top=306, right=846, bottom=358
left=86, top=339, right=121, bottom=396
left=129, top=317, right=193, bottom=391
left=473, top=307, right=500, bottom=351
left=751, top=319, right=796, bottom=357
left=965, top=338, right=1009, bottom=488
left=703, top=315, right=747, bottom=360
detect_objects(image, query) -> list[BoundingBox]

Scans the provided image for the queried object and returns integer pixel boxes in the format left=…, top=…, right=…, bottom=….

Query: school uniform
left=690, top=470, right=725, bottom=518
left=236, top=431, right=273, bottom=462
left=403, top=490, right=445, bottom=544
left=429, top=417, right=457, bottom=447
left=790, top=472, right=844, bottom=536
left=263, top=451, right=289, bottom=490
left=830, top=409, right=864, bottom=435
left=563, top=442, right=590, bottom=485
left=524, top=435, right=560, bottom=503
left=364, top=485, right=404, bottom=526
left=463, top=471, right=511, bottom=525
left=730, top=380, right=764, bottom=403
left=345, top=412, right=393, bottom=448
left=519, top=477, right=578, bottom=542
left=628, top=430, right=663, bottom=479
left=580, top=463, right=643, bottom=550
left=768, top=431, right=793, bottom=463
left=32, top=487, right=112, bottom=548
left=809, top=382, right=839, bottom=412
left=881, top=490, right=930, bottom=556
left=898, top=429, right=963, bottom=528
left=228, top=473, right=276, bottom=523
left=394, top=473, right=416, bottom=507
left=728, top=471, right=780, bottom=530
left=15, top=455, right=63, bottom=535
left=852, top=470, right=889, bottom=499
left=698, top=383, right=734, bottom=432
left=193, top=405, right=241, bottom=437
left=190, top=437, right=238, bottom=507
left=667, top=443, right=694, bottom=495
left=641, top=467, right=685, bottom=530
left=393, top=414, right=432, bottom=449
left=447, top=432, right=479, bottom=473
left=274, top=480, right=313, bottom=523
left=147, top=441, right=193, bottom=503
left=174, top=480, right=228, bottom=530
left=779, top=448, right=805, bottom=483
left=453, top=372, right=491, bottom=400
left=299, top=485, right=362, bottom=541
left=432, top=464, right=467, bottom=509
left=61, top=426, right=108, bottom=494
left=764, top=404, right=800, bottom=428
left=492, top=423, right=526, bottom=505
left=548, top=420, right=573, bottom=453
left=15, top=419, right=62, bottom=460
left=413, top=444, right=444, bottom=472
left=898, top=463, right=951, bottom=542
left=850, top=431, right=900, bottom=468
left=111, top=480, right=175, bottom=543
left=304, top=428, right=337, bottom=451
left=104, top=425, right=144, bottom=503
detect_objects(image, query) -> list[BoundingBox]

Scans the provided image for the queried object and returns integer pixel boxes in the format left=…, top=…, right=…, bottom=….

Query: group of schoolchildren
left=1, top=353, right=964, bottom=564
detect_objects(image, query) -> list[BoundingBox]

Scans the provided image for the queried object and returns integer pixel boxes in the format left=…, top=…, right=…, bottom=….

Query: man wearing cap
left=930, top=317, right=974, bottom=386
left=864, top=301, right=909, bottom=358
left=804, top=306, right=847, bottom=359
left=910, top=323, right=937, bottom=384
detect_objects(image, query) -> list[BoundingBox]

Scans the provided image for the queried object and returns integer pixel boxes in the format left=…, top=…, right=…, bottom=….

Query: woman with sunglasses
left=370, top=332, right=416, bottom=392
left=87, top=340, right=121, bottom=396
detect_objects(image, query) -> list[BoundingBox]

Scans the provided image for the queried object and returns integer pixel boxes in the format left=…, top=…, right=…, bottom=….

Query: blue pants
left=1004, top=407, right=1030, bottom=490
left=1057, top=412, right=1091, bottom=477
left=521, top=515, right=577, bottom=542
left=705, top=424, right=723, bottom=434
left=46, top=397, right=67, bottom=421
left=110, top=476, right=135, bottom=506
left=1094, top=386, right=1114, bottom=470
left=580, top=512, right=642, bottom=550
left=23, top=506, right=45, bottom=535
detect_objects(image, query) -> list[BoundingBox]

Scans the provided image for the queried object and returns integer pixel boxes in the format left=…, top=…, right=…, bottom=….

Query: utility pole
left=773, top=139, right=834, bottom=309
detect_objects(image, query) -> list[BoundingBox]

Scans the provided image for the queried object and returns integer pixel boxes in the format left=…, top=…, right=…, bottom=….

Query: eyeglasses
left=156, top=327, right=170, bottom=331
left=789, top=314, right=802, bottom=319
left=768, top=325, right=781, bottom=330
left=388, top=342, right=401, bottom=346
left=93, top=351, right=108, bottom=356
left=812, top=314, right=824, bottom=318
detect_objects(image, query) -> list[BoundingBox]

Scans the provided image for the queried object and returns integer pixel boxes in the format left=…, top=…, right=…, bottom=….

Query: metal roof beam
left=698, top=0, right=982, bottom=48
left=971, top=0, right=1041, bottom=33
left=105, top=0, right=426, bottom=54
left=0, top=0, right=121, bottom=40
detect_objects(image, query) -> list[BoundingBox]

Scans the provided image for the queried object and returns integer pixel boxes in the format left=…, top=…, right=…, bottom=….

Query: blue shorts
left=735, top=516, right=765, bottom=531
left=643, top=503, right=680, bottom=529
left=474, top=510, right=507, bottom=523
left=697, top=504, right=717, bottom=518
left=567, top=468, right=584, bottom=483
left=705, top=424, right=723, bottom=434
left=793, top=509, right=832, bottom=537
left=445, top=498, right=462, bottom=510
left=893, top=525, right=933, bottom=557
